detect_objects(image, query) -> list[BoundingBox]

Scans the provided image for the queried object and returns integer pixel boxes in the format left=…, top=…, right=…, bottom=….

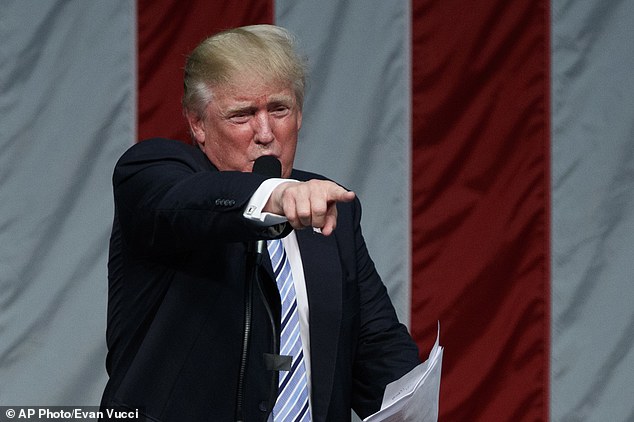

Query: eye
left=270, top=105, right=290, bottom=117
left=228, top=112, right=251, bottom=124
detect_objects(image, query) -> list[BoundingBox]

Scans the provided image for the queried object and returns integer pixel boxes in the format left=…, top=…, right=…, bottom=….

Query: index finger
left=327, top=184, right=356, bottom=203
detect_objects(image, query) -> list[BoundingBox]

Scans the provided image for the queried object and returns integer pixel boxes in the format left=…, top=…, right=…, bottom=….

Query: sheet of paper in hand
left=363, top=323, right=443, bottom=422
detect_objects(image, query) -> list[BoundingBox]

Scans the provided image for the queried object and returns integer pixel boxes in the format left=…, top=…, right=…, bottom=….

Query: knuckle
left=297, top=209, right=311, bottom=220
left=313, top=204, right=327, bottom=216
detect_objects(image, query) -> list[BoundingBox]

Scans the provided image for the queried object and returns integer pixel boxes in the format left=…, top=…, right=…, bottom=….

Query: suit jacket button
left=258, top=401, right=268, bottom=412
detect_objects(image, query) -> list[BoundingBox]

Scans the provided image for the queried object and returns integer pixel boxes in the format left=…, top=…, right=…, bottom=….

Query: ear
left=186, top=110, right=206, bottom=148
left=297, top=109, right=303, bottom=132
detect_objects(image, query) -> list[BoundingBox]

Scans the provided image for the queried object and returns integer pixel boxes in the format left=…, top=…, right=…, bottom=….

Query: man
left=101, top=25, right=420, bottom=421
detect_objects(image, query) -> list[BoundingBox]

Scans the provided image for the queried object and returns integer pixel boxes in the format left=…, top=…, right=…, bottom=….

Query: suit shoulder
left=124, top=138, right=197, bottom=158
left=116, top=138, right=212, bottom=170
left=291, top=168, right=329, bottom=182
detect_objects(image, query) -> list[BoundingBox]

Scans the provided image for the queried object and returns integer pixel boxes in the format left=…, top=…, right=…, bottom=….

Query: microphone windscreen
left=252, top=155, right=281, bottom=178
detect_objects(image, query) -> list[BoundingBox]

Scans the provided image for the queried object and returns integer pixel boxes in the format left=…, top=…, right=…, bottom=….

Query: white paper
left=363, top=323, right=443, bottom=422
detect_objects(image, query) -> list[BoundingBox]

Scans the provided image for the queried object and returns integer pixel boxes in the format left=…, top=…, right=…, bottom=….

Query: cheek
left=226, top=143, right=254, bottom=169
left=217, top=128, right=252, bottom=151
left=279, top=133, right=298, bottom=176
left=205, top=135, right=253, bottom=171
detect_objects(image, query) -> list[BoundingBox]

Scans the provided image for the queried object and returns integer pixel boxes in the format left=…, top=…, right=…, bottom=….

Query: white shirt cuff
left=243, top=178, right=299, bottom=226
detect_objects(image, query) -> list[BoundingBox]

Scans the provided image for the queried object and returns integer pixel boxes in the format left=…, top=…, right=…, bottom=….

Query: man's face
left=188, top=73, right=302, bottom=178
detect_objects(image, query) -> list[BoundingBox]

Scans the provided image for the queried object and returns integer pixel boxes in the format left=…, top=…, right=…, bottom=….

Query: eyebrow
left=225, top=105, right=256, bottom=115
left=267, top=94, right=294, bottom=105
left=224, top=95, right=295, bottom=115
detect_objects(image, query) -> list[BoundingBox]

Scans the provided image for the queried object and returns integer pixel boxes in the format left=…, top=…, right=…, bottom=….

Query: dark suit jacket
left=101, top=138, right=420, bottom=421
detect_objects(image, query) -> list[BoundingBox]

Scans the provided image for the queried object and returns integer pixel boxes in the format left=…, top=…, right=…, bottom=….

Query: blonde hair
left=182, top=25, right=307, bottom=118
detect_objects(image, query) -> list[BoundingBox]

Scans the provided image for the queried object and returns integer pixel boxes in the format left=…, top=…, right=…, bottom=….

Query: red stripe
left=137, top=0, right=274, bottom=142
left=411, top=0, right=550, bottom=420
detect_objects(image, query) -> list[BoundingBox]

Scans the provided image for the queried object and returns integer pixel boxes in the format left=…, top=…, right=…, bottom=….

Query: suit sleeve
left=113, top=138, right=288, bottom=253
left=341, top=197, right=421, bottom=417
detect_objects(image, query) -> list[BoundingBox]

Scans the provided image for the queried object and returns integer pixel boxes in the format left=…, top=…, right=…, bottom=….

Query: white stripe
left=551, top=0, right=634, bottom=420
left=0, top=0, right=134, bottom=405
left=276, top=0, right=412, bottom=327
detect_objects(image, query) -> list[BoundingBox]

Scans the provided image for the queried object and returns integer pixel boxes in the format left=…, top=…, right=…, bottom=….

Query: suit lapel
left=296, top=228, right=342, bottom=421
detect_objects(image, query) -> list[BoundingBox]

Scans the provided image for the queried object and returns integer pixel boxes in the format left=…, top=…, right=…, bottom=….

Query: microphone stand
left=235, top=241, right=263, bottom=422
left=236, top=239, right=279, bottom=422
left=255, top=242, right=280, bottom=417
left=235, top=156, right=282, bottom=421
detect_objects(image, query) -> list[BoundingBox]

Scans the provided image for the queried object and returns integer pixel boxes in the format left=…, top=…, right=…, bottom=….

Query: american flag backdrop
left=2, top=1, right=633, bottom=420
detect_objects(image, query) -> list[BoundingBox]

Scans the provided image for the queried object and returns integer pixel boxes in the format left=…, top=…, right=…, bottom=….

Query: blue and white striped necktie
left=267, top=239, right=311, bottom=422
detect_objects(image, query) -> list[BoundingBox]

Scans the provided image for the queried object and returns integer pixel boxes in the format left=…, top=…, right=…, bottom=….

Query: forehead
left=212, top=73, right=295, bottom=104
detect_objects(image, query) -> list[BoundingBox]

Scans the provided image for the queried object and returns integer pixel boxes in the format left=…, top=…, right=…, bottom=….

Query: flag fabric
left=2, top=1, right=633, bottom=420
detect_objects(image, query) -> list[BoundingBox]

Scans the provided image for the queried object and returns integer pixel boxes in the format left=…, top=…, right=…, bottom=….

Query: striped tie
left=268, top=239, right=311, bottom=422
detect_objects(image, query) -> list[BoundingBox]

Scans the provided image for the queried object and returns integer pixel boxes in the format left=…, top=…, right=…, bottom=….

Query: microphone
left=252, top=155, right=281, bottom=178
left=252, top=155, right=281, bottom=255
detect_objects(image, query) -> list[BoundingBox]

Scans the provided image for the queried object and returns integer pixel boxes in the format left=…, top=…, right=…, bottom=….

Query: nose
left=253, top=112, right=274, bottom=145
